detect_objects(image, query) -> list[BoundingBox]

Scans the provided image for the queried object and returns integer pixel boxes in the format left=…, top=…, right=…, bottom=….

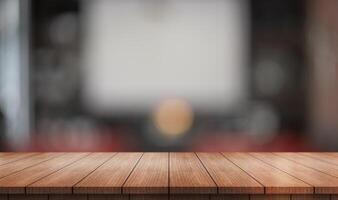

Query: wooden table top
left=0, top=152, right=338, bottom=200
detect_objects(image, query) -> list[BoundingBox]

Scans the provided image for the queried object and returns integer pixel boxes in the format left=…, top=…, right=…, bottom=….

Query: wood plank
left=130, top=194, right=168, bottom=200
left=123, top=153, right=168, bottom=194
left=0, top=153, right=36, bottom=166
left=88, top=194, right=128, bottom=200
left=276, top=153, right=338, bottom=178
left=170, top=195, right=209, bottom=200
left=169, top=153, right=217, bottom=194
left=250, top=195, right=290, bottom=200
left=1, top=152, right=338, bottom=198
left=0, top=153, right=15, bottom=157
left=48, top=194, right=87, bottom=200
left=223, top=153, right=312, bottom=194
left=0, top=153, right=62, bottom=179
left=0, top=194, right=7, bottom=200
left=0, top=153, right=88, bottom=194
left=0, top=153, right=13, bottom=157
left=291, top=195, right=330, bottom=200
left=74, top=153, right=142, bottom=194
left=8, top=195, right=47, bottom=200
left=27, top=153, right=114, bottom=194
left=196, top=152, right=263, bottom=194
left=318, top=153, right=338, bottom=157
left=210, top=194, right=249, bottom=200
left=301, top=153, right=338, bottom=166
left=251, top=153, right=338, bottom=194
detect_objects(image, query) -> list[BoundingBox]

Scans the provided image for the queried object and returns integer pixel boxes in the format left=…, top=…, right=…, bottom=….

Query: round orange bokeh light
left=153, top=98, right=194, bottom=137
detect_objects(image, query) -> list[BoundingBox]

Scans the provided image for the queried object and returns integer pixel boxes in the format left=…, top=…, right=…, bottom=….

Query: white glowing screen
left=82, top=0, right=248, bottom=114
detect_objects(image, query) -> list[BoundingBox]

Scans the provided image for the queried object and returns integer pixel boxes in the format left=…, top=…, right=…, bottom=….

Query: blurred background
left=0, top=0, right=337, bottom=151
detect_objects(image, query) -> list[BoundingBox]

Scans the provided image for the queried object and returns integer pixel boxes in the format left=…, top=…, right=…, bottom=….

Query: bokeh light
left=153, top=99, right=194, bottom=138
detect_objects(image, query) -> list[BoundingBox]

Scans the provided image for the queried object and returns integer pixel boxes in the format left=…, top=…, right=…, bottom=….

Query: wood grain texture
left=250, top=195, right=290, bottom=200
left=74, top=153, right=142, bottom=194
left=197, top=152, right=263, bottom=194
left=276, top=153, right=338, bottom=178
left=319, top=153, right=338, bottom=157
left=2, top=152, right=338, bottom=199
left=130, top=194, right=168, bottom=200
left=0, top=195, right=7, bottom=200
left=170, top=195, right=209, bottom=200
left=8, top=195, right=47, bottom=200
left=169, top=153, right=217, bottom=194
left=48, top=194, right=87, bottom=200
left=291, top=195, right=330, bottom=200
left=0, top=153, right=88, bottom=194
left=124, top=153, right=168, bottom=194
left=223, top=153, right=313, bottom=194
left=0, top=153, right=62, bottom=179
left=27, top=153, right=114, bottom=194
left=301, top=153, right=338, bottom=166
left=210, top=195, right=249, bottom=200
left=88, top=195, right=128, bottom=200
left=0, top=153, right=36, bottom=166
left=251, top=153, right=338, bottom=194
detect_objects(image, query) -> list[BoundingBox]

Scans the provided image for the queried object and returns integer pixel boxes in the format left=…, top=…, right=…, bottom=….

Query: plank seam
left=300, top=153, right=338, bottom=167
left=249, top=153, right=315, bottom=194
left=272, top=153, right=338, bottom=179
left=0, top=153, right=37, bottom=167
left=121, top=153, right=144, bottom=194
left=0, top=152, right=38, bottom=166
left=220, top=153, right=265, bottom=193
left=25, top=153, right=91, bottom=193
left=71, top=153, right=118, bottom=194
left=195, top=152, right=219, bottom=194
left=0, top=153, right=66, bottom=181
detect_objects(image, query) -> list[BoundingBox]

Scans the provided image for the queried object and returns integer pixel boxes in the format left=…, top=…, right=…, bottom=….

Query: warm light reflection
left=153, top=98, right=194, bottom=137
